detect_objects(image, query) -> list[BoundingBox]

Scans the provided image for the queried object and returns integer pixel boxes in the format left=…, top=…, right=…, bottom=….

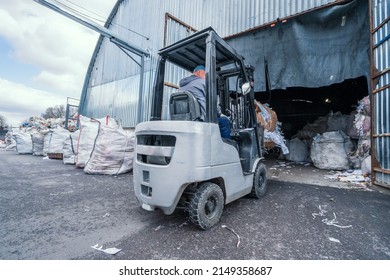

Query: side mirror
left=242, top=82, right=251, bottom=95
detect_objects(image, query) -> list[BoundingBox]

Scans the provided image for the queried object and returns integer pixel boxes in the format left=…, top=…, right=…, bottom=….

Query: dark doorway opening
left=255, top=76, right=369, bottom=139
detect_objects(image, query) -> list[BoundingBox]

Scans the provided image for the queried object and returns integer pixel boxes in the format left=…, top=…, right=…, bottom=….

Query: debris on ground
left=328, top=237, right=341, bottom=243
left=154, top=225, right=163, bottom=231
left=325, top=170, right=371, bottom=189
left=222, top=225, right=241, bottom=248
left=322, top=213, right=352, bottom=229
left=91, top=244, right=121, bottom=255
left=312, top=205, right=352, bottom=229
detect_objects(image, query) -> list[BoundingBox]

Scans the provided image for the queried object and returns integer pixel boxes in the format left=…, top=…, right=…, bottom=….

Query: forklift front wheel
left=188, top=182, right=224, bottom=230
left=249, top=162, right=267, bottom=198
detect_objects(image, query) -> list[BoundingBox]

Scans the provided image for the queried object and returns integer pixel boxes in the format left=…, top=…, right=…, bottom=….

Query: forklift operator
left=178, top=65, right=207, bottom=121
left=179, top=65, right=231, bottom=138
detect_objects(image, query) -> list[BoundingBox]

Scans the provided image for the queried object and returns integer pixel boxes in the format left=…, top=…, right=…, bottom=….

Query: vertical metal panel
left=371, top=0, right=390, bottom=188
left=81, top=0, right=348, bottom=128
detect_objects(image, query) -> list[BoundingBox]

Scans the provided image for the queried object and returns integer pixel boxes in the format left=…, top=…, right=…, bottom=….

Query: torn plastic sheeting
left=227, top=0, right=369, bottom=91
left=91, top=244, right=121, bottom=255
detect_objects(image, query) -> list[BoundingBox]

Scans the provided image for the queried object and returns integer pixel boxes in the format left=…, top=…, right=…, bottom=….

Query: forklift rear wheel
left=249, top=162, right=267, bottom=198
left=188, top=182, right=224, bottom=230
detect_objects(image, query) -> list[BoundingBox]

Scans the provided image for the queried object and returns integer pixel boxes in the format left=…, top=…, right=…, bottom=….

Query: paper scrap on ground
left=312, top=205, right=352, bottom=229
left=91, top=244, right=121, bottom=255
left=325, top=170, right=371, bottom=187
left=312, top=205, right=327, bottom=219
left=328, top=237, right=341, bottom=243
left=322, top=213, right=352, bottom=229
left=222, top=225, right=241, bottom=248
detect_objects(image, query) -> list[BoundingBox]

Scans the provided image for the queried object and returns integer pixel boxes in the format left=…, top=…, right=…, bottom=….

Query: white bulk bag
left=63, top=130, right=80, bottom=165
left=14, top=132, right=32, bottom=154
left=84, top=121, right=135, bottom=175
left=310, top=131, right=354, bottom=170
left=76, top=115, right=117, bottom=168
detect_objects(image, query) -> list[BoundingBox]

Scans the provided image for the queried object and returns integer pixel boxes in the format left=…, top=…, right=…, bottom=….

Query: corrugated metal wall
left=80, top=0, right=347, bottom=127
left=371, top=0, right=390, bottom=188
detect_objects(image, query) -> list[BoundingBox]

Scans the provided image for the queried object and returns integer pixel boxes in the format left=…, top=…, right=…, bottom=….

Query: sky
left=0, top=0, right=116, bottom=126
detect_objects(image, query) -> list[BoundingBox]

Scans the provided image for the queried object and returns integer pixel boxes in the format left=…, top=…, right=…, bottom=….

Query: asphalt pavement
left=0, top=149, right=389, bottom=260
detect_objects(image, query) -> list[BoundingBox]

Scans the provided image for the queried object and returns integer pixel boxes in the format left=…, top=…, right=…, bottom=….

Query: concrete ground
left=0, top=149, right=389, bottom=260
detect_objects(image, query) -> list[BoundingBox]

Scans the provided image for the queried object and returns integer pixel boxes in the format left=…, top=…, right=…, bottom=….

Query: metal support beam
left=33, top=0, right=149, bottom=57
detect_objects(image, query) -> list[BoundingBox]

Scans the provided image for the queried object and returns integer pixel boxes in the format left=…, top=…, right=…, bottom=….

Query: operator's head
left=193, top=65, right=205, bottom=79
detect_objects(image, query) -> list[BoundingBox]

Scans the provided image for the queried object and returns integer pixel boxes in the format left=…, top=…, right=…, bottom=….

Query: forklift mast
left=150, top=27, right=262, bottom=157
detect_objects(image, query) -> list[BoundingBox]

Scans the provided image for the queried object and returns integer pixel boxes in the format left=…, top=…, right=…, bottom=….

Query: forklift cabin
left=133, top=27, right=267, bottom=229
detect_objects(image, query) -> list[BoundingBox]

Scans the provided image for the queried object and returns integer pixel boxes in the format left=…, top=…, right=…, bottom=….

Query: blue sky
left=0, top=37, right=40, bottom=84
left=0, top=0, right=116, bottom=126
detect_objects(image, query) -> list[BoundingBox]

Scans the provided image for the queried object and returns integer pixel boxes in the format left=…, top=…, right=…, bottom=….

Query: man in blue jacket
left=178, top=65, right=207, bottom=121
left=179, top=65, right=231, bottom=139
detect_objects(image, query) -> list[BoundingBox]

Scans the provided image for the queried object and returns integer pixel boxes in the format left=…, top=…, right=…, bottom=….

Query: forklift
left=133, top=27, right=267, bottom=229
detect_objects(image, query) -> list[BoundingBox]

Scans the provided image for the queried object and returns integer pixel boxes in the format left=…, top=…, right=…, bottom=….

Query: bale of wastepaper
left=254, top=101, right=277, bottom=132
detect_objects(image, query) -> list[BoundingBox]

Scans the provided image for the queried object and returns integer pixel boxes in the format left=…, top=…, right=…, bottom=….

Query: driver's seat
left=169, top=91, right=201, bottom=121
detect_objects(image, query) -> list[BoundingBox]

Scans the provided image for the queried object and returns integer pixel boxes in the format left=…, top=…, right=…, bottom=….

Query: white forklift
left=133, top=27, right=267, bottom=229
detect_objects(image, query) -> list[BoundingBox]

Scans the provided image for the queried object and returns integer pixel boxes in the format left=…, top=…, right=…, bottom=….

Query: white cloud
left=0, top=0, right=116, bottom=125
left=0, top=78, right=66, bottom=126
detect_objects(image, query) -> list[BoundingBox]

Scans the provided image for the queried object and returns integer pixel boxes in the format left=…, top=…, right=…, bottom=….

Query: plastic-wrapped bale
left=31, top=132, right=44, bottom=156
left=285, top=137, right=310, bottom=162
left=63, top=130, right=80, bottom=165
left=310, top=131, right=354, bottom=170
left=44, top=127, right=71, bottom=159
left=84, top=122, right=135, bottom=175
left=76, top=115, right=117, bottom=168
left=13, top=132, right=33, bottom=154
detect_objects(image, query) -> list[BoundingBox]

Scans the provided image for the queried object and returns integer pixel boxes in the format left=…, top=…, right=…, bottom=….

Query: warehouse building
left=77, top=0, right=389, bottom=188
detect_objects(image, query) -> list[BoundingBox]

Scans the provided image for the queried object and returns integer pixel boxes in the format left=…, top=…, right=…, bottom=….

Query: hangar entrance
left=257, top=76, right=369, bottom=139
left=225, top=0, right=373, bottom=179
